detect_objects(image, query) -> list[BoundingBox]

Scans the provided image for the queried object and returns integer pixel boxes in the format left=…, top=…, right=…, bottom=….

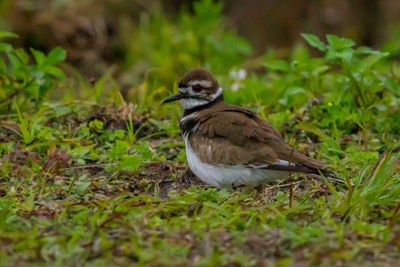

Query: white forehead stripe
left=188, top=80, right=212, bottom=88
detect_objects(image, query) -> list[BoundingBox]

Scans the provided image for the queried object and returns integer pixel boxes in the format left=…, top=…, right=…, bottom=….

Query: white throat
left=179, top=87, right=223, bottom=110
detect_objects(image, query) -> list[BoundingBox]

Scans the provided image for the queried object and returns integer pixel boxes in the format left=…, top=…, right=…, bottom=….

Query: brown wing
left=190, top=104, right=324, bottom=170
left=190, top=133, right=280, bottom=165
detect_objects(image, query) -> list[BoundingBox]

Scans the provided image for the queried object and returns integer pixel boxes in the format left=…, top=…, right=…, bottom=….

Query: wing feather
left=188, top=104, right=324, bottom=170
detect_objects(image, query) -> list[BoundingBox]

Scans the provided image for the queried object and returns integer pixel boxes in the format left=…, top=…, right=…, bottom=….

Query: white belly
left=184, top=136, right=289, bottom=189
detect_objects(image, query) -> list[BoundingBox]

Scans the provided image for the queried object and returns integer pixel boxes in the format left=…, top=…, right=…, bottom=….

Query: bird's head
left=162, top=68, right=223, bottom=110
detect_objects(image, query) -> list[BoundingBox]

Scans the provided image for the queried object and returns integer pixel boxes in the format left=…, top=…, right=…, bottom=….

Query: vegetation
left=1, top=1, right=400, bottom=266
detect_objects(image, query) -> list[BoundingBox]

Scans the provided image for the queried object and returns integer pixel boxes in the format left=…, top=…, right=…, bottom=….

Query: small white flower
left=231, top=83, right=240, bottom=91
left=237, top=69, right=247, bottom=80
left=230, top=69, right=247, bottom=91
left=230, top=70, right=238, bottom=79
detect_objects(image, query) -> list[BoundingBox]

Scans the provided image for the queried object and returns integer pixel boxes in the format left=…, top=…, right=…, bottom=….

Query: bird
left=162, top=68, right=342, bottom=189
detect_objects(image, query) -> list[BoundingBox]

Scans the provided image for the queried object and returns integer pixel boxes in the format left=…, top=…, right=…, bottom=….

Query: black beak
left=162, top=92, right=186, bottom=104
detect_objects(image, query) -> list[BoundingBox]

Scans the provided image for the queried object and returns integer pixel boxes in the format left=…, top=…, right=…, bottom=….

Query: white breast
left=184, top=135, right=289, bottom=189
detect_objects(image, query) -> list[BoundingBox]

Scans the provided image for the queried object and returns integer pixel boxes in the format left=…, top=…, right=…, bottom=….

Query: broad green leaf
left=89, top=119, right=104, bottom=130
left=312, top=65, right=329, bottom=77
left=7, top=53, right=21, bottom=72
left=46, top=47, right=66, bottom=65
left=301, top=33, right=327, bottom=51
left=355, top=46, right=382, bottom=55
left=355, top=54, right=387, bottom=72
left=285, top=87, right=307, bottom=96
left=41, top=65, right=66, bottom=79
left=326, top=34, right=355, bottom=49
left=31, top=68, right=45, bottom=79
left=0, top=43, right=12, bottom=52
left=338, top=48, right=354, bottom=64
left=290, top=44, right=310, bottom=63
left=114, top=129, right=125, bottom=139
left=14, top=48, right=29, bottom=65
left=68, top=144, right=96, bottom=158
left=381, top=77, right=400, bottom=97
left=325, top=49, right=338, bottom=62
left=264, top=60, right=289, bottom=71
left=221, top=33, right=253, bottom=55
left=0, top=31, right=18, bottom=39
left=30, top=48, right=46, bottom=65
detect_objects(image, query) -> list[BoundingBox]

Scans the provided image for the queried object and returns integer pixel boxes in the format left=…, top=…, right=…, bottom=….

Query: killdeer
left=163, top=68, right=341, bottom=189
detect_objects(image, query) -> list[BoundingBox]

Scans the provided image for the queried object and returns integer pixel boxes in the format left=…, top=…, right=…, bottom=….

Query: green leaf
left=31, top=70, right=45, bottom=81
left=356, top=46, right=380, bottom=55
left=326, top=35, right=355, bottom=49
left=133, top=142, right=153, bottom=160
left=114, top=130, right=125, bottom=139
left=0, top=43, right=13, bottom=52
left=301, top=33, right=327, bottom=51
left=285, top=87, right=307, bottom=96
left=355, top=54, right=387, bottom=72
left=41, top=65, right=66, bottom=79
left=89, top=119, right=104, bottom=130
left=264, top=60, right=289, bottom=71
left=325, top=49, right=339, bottom=62
left=381, top=77, right=400, bottom=96
left=338, top=48, right=354, bottom=63
left=311, top=65, right=329, bottom=77
left=7, top=53, right=21, bottom=72
left=30, top=48, right=47, bottom=65
left=111, top=140, right=130, bottom=160
left=68, top=144, right=96, bottom=158
left=46, top=47, right=66, bottom=65
left=119, top=154, right=142, bottom=173
left=14, top=49, right=29, bottom=65
left=0, top=31, right=18, bottom=39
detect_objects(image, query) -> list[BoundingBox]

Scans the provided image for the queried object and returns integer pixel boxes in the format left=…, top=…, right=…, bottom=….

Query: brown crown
left=178, top=68, right=219, bottom=93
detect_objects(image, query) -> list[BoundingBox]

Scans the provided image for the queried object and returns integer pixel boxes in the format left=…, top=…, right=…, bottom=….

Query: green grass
left=1, top=1, right=400, bottom=265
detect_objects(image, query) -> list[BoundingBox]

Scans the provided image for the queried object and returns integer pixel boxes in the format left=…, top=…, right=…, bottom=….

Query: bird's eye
left=192, top=84, right=202, bottom=92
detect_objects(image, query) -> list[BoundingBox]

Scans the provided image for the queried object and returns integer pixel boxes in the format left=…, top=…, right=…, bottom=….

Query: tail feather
left=262, top=163, right=346, bottom=184
left=280, top=149, right=346, bottom=184
left=313, top=172, right=346, bottom=184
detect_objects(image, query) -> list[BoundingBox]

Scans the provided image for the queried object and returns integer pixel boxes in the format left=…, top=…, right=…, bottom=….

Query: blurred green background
left=2, top=0, right=400, bottom=136
left=1, top=0, right=400, bottom=79
left=1, top=0, right=400, bottom=134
